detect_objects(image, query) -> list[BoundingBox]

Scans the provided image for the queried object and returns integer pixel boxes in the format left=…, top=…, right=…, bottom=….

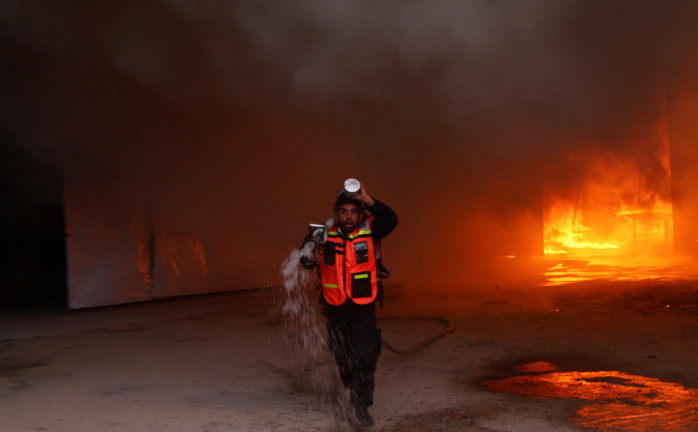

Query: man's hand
left=352, top=182, right=375, bottom=208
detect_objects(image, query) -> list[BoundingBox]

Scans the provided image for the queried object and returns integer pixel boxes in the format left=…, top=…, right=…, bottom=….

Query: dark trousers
left=323, top=301, right=382, bottom=407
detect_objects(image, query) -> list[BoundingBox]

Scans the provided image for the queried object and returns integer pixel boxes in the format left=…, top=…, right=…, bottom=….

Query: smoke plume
left=2, top=1, right=698, bottom=292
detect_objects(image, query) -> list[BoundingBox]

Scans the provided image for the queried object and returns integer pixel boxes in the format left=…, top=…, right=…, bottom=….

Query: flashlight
left=343, top=178, right=361, bottom=197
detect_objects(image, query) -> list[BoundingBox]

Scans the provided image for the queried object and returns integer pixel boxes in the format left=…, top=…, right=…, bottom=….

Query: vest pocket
left=354, top=241, right=369, bottom=263
left=323, top=242, right=336, bottom=266
left=351, top=271, right=372, bottom=298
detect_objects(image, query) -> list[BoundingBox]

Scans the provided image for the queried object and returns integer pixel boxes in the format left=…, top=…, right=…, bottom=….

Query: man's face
left=338, top=203, right=362, bottom=232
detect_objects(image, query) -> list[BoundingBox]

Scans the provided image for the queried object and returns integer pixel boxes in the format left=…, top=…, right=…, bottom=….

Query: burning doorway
left=542, top=147, right=675, bottom=285
left=543, top=151, right=673, bottom=258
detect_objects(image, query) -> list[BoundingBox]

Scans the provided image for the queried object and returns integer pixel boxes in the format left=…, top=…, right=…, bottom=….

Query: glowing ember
left=483, top=364, right=698, bottom=431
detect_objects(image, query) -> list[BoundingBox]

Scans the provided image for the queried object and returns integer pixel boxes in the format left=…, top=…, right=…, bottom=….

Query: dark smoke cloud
left=2, top=1, right=698, bottom=289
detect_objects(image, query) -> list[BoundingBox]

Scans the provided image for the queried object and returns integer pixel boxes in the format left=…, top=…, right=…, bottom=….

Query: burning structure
left=533, top=51, right=698, bottom=286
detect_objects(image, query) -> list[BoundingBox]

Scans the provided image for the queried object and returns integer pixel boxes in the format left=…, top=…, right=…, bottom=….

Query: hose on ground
left=377, top=315, right=455, bottom=354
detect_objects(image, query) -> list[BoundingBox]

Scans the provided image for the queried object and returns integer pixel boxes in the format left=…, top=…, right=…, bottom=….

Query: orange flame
left=541, top=148, right=675, bottom=284
left=544, top=198, right=672, bottom=256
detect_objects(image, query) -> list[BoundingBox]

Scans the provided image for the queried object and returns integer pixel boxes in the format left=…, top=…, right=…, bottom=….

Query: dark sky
left=2, top=1, right=698, bottom=289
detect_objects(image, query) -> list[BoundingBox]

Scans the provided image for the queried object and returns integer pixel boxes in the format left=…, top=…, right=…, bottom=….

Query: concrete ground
left=1, top=278, right=698, bottom=431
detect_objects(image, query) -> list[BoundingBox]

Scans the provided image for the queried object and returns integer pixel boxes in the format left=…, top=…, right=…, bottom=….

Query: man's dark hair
left=334, top=191, right=362, bottom=208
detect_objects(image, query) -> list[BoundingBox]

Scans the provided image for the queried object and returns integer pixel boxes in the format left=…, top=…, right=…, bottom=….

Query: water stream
left=278, top=243, right=362, bottom=429
left=279, top=242, right=327, bottom=363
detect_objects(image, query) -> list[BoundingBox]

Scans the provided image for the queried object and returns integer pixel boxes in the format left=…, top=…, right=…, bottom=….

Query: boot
left=354, top=404, right=375, bottom=427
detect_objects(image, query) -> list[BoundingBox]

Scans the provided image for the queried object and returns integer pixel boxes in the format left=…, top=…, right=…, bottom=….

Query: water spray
left=279, top=242, right=323, bottom=353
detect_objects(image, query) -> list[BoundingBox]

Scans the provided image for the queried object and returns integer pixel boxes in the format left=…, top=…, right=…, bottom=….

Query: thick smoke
left=1, top=1, right=698, bottom=291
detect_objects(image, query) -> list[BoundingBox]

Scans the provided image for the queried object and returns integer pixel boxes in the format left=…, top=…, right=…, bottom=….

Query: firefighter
left=301, top=181, right=398, bottom=427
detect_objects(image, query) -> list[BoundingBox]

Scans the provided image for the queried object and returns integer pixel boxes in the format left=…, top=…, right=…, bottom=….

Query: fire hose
left=377, top=315, right=455, bottom=354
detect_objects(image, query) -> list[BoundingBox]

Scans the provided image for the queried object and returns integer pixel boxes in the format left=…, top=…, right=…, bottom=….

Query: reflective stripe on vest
left=319, top=217, right=378, bottom=305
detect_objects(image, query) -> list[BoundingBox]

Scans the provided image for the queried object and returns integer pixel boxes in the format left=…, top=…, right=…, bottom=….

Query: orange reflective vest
left=319, top=217, right=378, bottom=306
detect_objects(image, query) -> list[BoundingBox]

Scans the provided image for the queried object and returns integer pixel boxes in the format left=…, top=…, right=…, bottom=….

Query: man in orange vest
left=301, top=181, right=398, bottom=427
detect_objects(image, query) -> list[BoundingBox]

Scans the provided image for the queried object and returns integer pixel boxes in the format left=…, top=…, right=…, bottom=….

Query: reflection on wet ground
left=483, top=362, right=698, bottom=431
left=543, top=257, right=698, bottom=287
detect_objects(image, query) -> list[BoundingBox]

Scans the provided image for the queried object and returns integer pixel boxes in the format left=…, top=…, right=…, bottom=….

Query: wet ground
left=1, top=278, right=698, bottom=431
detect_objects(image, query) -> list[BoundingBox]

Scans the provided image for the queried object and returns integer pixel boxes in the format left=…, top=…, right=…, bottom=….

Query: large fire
left=541, top=150, right=678, bottom=285
left=544, top=194, right=673, bottom=256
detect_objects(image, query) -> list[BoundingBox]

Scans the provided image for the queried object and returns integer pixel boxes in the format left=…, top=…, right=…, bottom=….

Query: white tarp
left=151, top=229, right=207, bottom=298
left=64, top=182, right=209, bottom=309
left=64, top=182, right=153, bottom=308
